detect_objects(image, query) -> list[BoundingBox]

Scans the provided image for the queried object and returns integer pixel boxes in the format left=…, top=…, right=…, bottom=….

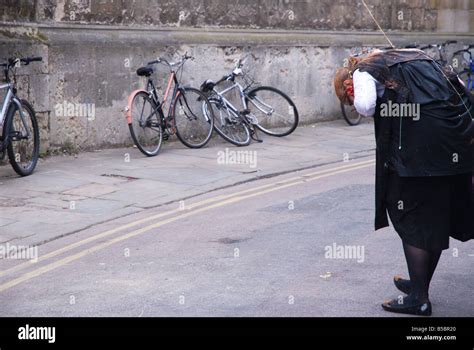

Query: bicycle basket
left=233, top=53, right=259, bottom=90
left=240, top=70, right=256, bottom=90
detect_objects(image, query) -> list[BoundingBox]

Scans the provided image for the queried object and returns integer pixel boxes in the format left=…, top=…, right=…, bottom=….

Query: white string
left=361, top=0, right=395, bottom=49
left=420, top=51, right=473, bottom=119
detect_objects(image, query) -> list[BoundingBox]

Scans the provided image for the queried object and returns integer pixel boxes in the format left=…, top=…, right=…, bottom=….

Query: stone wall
left=3, top=0, right=474, bottom=32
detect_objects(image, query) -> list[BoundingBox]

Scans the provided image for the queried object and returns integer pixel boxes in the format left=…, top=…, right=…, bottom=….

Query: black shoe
left=382, top=296, right=432, bottom=316
left=394, top=275, right=412, bottom=295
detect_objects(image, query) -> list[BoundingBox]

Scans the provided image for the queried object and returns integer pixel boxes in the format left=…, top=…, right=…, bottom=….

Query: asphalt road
left=1, top=157, right=473, bottom=317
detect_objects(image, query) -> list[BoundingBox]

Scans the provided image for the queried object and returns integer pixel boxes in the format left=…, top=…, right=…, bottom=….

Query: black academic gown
left=355, top=50, right=474, bottom=242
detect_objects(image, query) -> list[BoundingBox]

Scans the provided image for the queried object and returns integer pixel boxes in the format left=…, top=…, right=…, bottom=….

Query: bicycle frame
left=126, top=71, right=182, bottom=129
left=467, top=57, right=473, bottom=90
left=147, top=71, right=181, bottom=119
left=455, top=49, right=474, bottom=91
left=212, top=80, right=274, bottom=122
left=212, top=81, right=248, bottom=118
left=0, top=83, right=13, bottom=126
left=0, top=83, right=30, bottom=142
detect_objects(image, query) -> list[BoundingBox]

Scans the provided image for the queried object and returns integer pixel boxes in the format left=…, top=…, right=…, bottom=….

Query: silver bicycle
left=201, top=57, right=299, bottom=146
left=0, top=56, right=41, bottom=176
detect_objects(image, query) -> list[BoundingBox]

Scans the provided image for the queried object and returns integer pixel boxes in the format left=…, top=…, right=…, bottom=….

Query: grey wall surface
left=4, top=0, right=474, bottom=32
left=1, top=0, right=473, bottom=152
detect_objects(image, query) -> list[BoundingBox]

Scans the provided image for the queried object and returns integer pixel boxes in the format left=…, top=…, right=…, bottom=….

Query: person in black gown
left=334, top=49, right=474, bottom=316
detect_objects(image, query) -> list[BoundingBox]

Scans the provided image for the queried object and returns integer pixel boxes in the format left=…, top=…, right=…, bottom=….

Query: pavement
left=0, top=119, right=376, bottom=248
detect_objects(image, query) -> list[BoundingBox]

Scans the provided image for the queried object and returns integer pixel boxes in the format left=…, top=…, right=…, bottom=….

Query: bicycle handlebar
left=211, top=55, right=252, bottom=86
left=147, top=59, right=161, bottom=65
left=216, top=74, right=232, bottom=85
left=420, top=44, right=436, bottom=50
left=21, top=57, right=43, bottom=64
left=1, top=56, right=43, bottom=68
left=147, top=53, right=193, bottom=71
left=453, top=49, right=473, bottom=57
left=419, top=40, right=457, bottom=51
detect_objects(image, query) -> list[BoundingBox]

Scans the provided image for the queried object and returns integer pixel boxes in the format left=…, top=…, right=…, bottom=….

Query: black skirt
left=386, top=169, right=474, bottom=251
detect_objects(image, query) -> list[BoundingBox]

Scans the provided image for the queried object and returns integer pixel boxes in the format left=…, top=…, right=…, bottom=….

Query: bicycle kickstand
left=250, top=126, right=263, bottom=143
left=241, top=110, right=263, bottom=143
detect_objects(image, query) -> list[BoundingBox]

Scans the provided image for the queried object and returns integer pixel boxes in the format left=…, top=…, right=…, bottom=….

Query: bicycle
left=417, top=40, right=458, bottom=66
left=341, top=103, right=362, bottom=126
left=0, top=56, right=41, bottom=176
left=452, top=45, right=474, bottom=93
left=125, top=54, right=214, bottom=157
left=200, top=57, right=299, bottom=146
left=408, top=41, right=473, bottom=95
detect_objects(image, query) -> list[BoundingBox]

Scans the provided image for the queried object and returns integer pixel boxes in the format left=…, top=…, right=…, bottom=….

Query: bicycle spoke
left=173, top=88, right=214, bottom=149
left=205, top=98, right=250, bottom=146
left=247, top=86, right=299, bottom=137
left=129, top=92, right=163, bottom=156
left=6, top=101, right=40, bottom=176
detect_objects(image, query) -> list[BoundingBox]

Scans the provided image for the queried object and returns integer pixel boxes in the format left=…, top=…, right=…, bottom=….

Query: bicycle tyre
left=129, top=91, right=163, bottom=157
left=341, top=102, right=362, bottom=126
left=173, top=87, right=214, bottom=149
left=6, top=100, right=40, bottom=176
left=206, top=97, right=251, bottom=147
left=246, top=86, right=299, bottom=137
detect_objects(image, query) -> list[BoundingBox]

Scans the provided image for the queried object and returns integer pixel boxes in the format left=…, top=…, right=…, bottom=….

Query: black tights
left=402, top=242, right=442, bottom=302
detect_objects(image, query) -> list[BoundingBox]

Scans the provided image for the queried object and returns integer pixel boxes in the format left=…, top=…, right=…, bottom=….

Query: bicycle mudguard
left=125, top=89, right=148, bottom=125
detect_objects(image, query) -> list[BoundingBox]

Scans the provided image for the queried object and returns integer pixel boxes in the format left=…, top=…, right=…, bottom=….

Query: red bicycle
left=125, top=54, right=214, bottom=157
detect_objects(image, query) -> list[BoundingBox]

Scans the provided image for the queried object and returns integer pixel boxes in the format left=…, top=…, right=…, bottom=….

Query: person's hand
left=347, top=93, right=354, bottom=106
left=343, top=79, right=355, bottom=105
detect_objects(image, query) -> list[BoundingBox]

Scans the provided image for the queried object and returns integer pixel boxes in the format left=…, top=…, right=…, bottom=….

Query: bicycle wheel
left=205, top=97, right=251, bottom=147
left=5, top=100, right=40, bottom=176
left=129, top=91, right=163, bottom=157
left=246, top=86, right=299, bottom=137
left=173, top=87, right=214, bottom=149
left=341, top=102, right=362, bottom=126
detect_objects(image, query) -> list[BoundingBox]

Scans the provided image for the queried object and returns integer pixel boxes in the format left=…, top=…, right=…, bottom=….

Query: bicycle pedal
left=225, top=117, right=238, bottom=125
left=163, top=133, right=170, bottom=141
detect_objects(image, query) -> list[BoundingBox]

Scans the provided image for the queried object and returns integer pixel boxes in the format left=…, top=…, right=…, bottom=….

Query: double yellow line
left=0, top=159, right=375, bottom=293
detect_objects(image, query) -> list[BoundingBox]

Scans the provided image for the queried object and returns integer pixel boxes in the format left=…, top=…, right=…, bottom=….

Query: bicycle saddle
left=200, top=80, right=216, bottom=93
left=136, top=66, right=154, bottom=77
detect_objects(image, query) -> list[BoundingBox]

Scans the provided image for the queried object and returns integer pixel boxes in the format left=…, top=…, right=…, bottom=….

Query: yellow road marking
left=0, top=161, right=374, bottom=292
left=0, top=159, right=374, bottom=278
